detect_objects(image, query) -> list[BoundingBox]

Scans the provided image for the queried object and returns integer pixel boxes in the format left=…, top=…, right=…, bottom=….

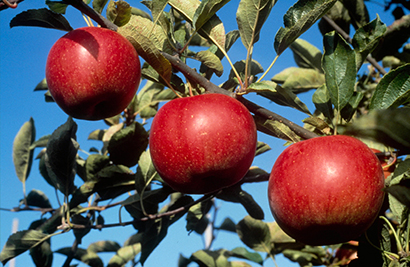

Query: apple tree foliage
left=1, top=0, right=410, bottom=266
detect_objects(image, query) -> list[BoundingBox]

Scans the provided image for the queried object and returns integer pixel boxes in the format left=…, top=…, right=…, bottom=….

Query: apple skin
left=46, top=27, right=141, bottom=120
left=149, top=93, right=257, bottom=194
left=268, top=135, right=385, bottom=246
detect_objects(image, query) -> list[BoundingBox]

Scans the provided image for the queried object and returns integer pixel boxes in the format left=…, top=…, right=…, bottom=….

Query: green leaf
left=135, top=150, right=162, bottom=193
left=169, top=0, right=226, bottom=49
left=22, top=189, right=52, bottom=209
left=30, top=135, right=50, bottom=150
left=217, top=184, right=264, bottom=220
left=342, top=108, right=410, bottom=152
left=87, top=241, right=121, bottom=253
left=107, top=242, right=141, bottom=267
left=271, top=67, right=325, bottom=93
left=0, top=230, right=51, bottom=265
left=254, top=115, right=301, bottom=142
left=33, top=78, right=48, bottom=91
left=108, top=121, right=149, bottom=167
left=56, top=247, right=103, bottom=267
left=352, top=15, right=386, bottom=71
left=289, top=38, right=323, bottom=72
left=322, top=31, right=356, bottom=111
left=135, top=80, right=164, bottom=119
left=46, top=0, right=68, bottom=14
left=84, top=154, right=110, bottom=181
left=106, top=0, right=132, bottom=27
left=248, top=80, right=311, bottom=114
left=340, top=91, right=364, bottom=122
left=29, top=237, right=52, bottom=267
left=236, top=0, right=276, bottom=49
left=92, top=0, right=109, bottom=14
left=13, top=118, right=35, bottom=183
left=236, top=216, right=271, bottom=252
left=196, top=50, right=224, bottom=77
left=385, top=179, right=410, bottom=207
left=193, top=0, right=230, bottom=31
left=274, top=0, right=336, bottom=55
left=229, top=247, right=263, bottom=265
left=255, top=141, right=271, bottom=156
left=186, top=199, right=212, bottom=234
left=218, top=217, right=237, bottom=232
left=369, top=64, right=410, bottom=110
left=312, top=84, right=333, bottom=122
left=45, top=117, right=78, bottom=196
left=10, top=8, right=73, bottom=31
left=191, top=250, right=230, bottom=267
left=117, top=15, right=173, bottom=83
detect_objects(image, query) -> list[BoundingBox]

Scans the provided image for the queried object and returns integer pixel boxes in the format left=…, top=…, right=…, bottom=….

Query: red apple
left=46, top=27, right=141, bottom=120
left=268, top=135, right=385, bottom=246
left=149, top=93, right=257, bottom=194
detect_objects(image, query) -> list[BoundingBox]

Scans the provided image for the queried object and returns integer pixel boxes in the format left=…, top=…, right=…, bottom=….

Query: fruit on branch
left=149, top=93, right=257, bottom=194
left=268, top=135, right=385, bottom=246
left=45, top=27, right=141, bottom=120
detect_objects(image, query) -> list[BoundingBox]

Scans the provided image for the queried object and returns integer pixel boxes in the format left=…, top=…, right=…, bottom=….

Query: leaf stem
left=379, top=215, right=404, bottom=252
left=257, top=55, right=279, bottom=83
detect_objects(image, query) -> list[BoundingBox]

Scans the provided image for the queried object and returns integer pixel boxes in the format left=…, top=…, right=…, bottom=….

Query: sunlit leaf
left=289, top=38, right=322, bottom=72
left=118, top=15, right=173, bottom=83
left=271, top=67, right=325, bottom=93
left=191, top=250, right=230, bottom=267
left=352, top=15, right=386, bottom=71
left=10, top=8, right=73, bottom=31
left=312, top=84, right=333, bottom=122
left=13, top=118, right=35, bottom=183
left=248, top=80, right=311, bottom=114
left=236, top=216, right=271, bottom=252
left=56, top=247, right=103, bottom=267
left=322, top=31, right=356, bottom=111
left=229, top=247, right=263, bottom=265
left=369, top=64, right=410, bottom=110
left=255, top=141, right=271, bottom=156
left=236, top=0, right=276, bottom=49
left=107, top=242, right=141, bottom=267
left=135, top=81, right=164, bottom=119
left=92, top=0, right=109, bottom=14
left=193, top=0, right=230, bottom=31
left=343, top=108, right=410, bottom=152
left=106, top=0, right=132, bottom=27
left=196, top=50, right=223, bottom=77
left=135, top=150, right=162, bottom=194
left=254, top=115, right=301, bottom=142
left=46, top=0, right=68, bottom=14
left=274, top=0, right=336, bottom=55
left=88, top=241, right=121, bottom=254
left=169, top=0, right=226, bottom=49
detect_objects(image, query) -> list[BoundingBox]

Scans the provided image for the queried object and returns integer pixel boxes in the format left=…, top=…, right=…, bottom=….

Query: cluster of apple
left=46, top=27, right=386, bottom=247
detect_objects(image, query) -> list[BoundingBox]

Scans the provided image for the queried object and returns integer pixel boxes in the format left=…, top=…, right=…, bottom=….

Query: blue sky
left=0, top=1, right=396, bottom=267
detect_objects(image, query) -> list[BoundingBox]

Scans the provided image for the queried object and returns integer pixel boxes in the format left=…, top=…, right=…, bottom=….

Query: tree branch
left=64, top=0, right=118, bottom=31
left=161, top=52, right=319, bottom=140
